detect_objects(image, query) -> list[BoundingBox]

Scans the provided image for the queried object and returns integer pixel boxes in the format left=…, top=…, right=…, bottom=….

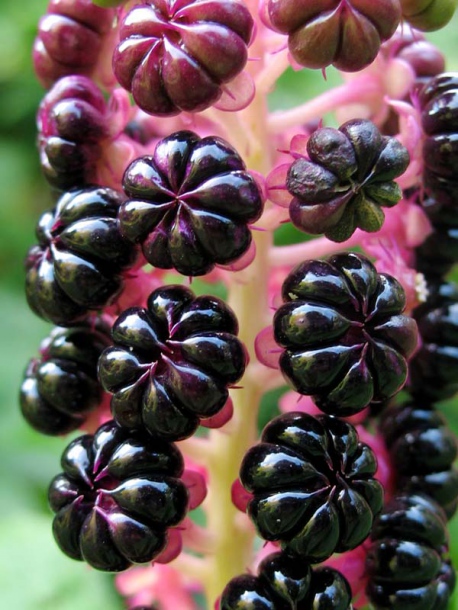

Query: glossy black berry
left=220, top=551, right=352, bottom=610
left=37, top=76, right=110, bottom=190
left=380, top=404, right=458, bottom=517
left=273, top=252, right=418, bottom=416
left=98, top=285, right=247, bottom=441
left=286, top=119, right=409, bottom=241
left=48, top=420, right=188, bottom=571
left=366, top=493, right=455, bottom=610
left=409, top=283, right=458, bottom=401
left=20, top=319, right=111, bottom=435
left=240, top=412, right=383, bottom=562
left=120, top=130, right=263, bottom=276
left=25, top=186, right=137, bottom=325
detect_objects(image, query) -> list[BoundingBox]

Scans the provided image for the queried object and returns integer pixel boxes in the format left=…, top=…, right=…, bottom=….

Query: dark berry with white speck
left=113, top=0, right=253, bottom=116
left=273, top=252, right=418, bottom=416
left=98, top=285, right=247, bottom=441
left=120, top=131, right=263, bottom=276
left=380, top=403, right=458, bottom=518
left=48, top=420, right=188, bottom=571
left=20, top=319, right=111, bottom=435
left=286, top=119, right=409, bottom=242
left=220, top=550, right=352, bottom=610
left=25, top=186, right=137, bottom=326
left=239, top=412, right=383, bottom=562
left=366, top=492, right=455, bottom=609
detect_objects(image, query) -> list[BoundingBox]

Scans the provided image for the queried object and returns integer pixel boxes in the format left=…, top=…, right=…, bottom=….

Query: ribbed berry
left=266, top=0, right=401, bottom=72
left=239, top=412, right=383, bottom=562
left=48, top=420, right=188, bottom=571
left=20, top=319, right=111, bottom=435
left=37, top=76, right=110, bottom=190
left=400, top=0, right=457, bottom=32
left=366, top=493, right=455, bottom=609
left=286, top=119, right=409, bottom=242
left=25, top=186, right=137, bottom=326
left=113, top=0, right=253, bottom=116
left=380, top=403, right=458, bottom=517
left=420, top=73, right=458, bottom=207
left=220, top=551, right=352, bottom=610
left=98, top=285, right=247, bottom=441
left=33, top=0, right=115, bottom=89
left=409, top=282, right=458, bottom=401
left=273, top=252, right=418, bottom=416
left=120, top=131, right=263, bottom=276
left=415, top=225, right=458, bottom=278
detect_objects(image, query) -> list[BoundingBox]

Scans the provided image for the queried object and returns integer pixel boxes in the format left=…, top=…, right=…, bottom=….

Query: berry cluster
left=19, top=1, right=458, bottom=609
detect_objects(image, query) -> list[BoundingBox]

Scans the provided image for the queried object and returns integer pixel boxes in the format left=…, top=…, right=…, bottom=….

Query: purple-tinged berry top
left=286, top=119, right=409, bottom=242
left=273, top=252, right=418, bottom=416
left=113, top=0, right=254, bottom=116
left=120, top=130, right=263, bottom=276
left=48, top=420, right=188, bottom=571
left=33, top=0, right=116, bottom=89
left=25, top=186, right=137, bottom=326
left=220, top=551, right=352, bottom=610
left=98, top=284, right=248, bottom=441
left=20, top=319, right=111, bottom=436
left=266, top=0, right=401, bottom=72
left=240, top=411, right=383, bottom=562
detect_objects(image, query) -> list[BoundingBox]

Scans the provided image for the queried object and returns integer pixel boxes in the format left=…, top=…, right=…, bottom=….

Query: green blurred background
left=1, top=2, right=458, bottom=608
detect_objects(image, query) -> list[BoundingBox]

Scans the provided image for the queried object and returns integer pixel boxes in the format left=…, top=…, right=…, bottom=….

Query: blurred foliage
left=1, top=1, right=458, bottom=608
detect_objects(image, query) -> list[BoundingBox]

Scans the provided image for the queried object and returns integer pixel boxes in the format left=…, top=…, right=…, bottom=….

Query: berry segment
left=98, top=285, right=248, bottom=441
left=113, top=0, right=254, bottom=116
left=20, top=319, right=111, bottom=435
left=120, top=130, right=264, bottom=276
left=220, top=551, right=352, bottom=610
left=286, top=119, right=409, bottom=242
left=48, top=421, right=188, bottom=571
left=273, top=252, right=418, bottom=416
left=239, top=412, right=383, bottom=562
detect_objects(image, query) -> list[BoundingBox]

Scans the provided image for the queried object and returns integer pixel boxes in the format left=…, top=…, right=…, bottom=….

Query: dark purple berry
left=239, top=412, right=383, bottom=562
left=48, top=420, right=188, bottom=571
left=113, top=0, right=253, bottom=116
left=220, top=551, right=352, bottom=610
left=120, top=131, right=263, bottom=276
left=366, top=492, right=455, bottom=610
left=286, top=119, right=409, bottom=241
left=20, top=319, right=111, bottom=435
left=266, top=0, right=401, bottom=72
left=37, top=76, right=110, bottom=190
left=33, top=0, right=116, bottom=89
left=415, top=225, right=458, bottom=278
left=25, top=186, right=137, bottom=326
left=380, top=403, right=458, bottom=517
left=409, top=283, right=458, bottom=401
left=98, top=285, right=247, bottom=441
left=273, top=252, right=418, bottom=416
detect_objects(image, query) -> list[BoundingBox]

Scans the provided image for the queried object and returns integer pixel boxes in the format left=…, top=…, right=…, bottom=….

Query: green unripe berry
left=91, top=0, right=125, bottom=7
left=401, top=0, right=457, bottom=31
